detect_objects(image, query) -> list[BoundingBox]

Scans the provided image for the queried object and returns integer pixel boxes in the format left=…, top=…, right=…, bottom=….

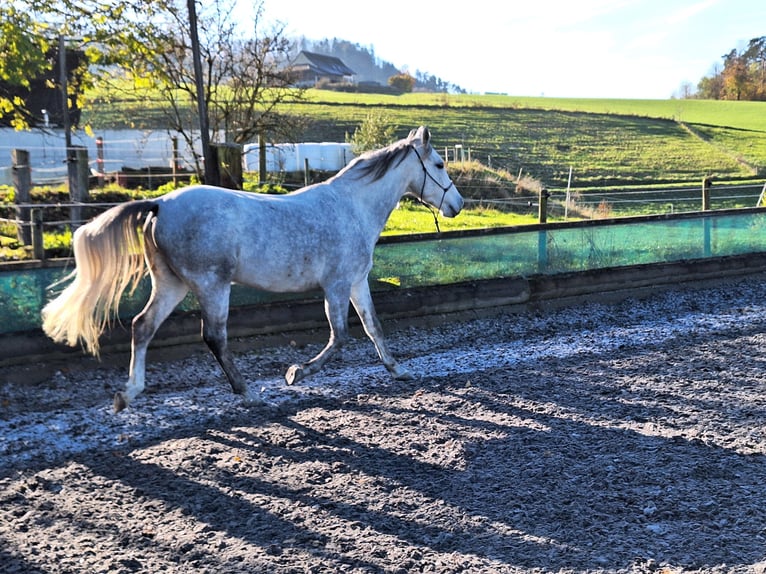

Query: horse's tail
left=42, top=199, right=159, bottom=356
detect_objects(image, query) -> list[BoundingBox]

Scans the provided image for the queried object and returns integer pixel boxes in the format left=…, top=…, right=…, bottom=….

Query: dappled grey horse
left=42, top=126, right=463, bottom=412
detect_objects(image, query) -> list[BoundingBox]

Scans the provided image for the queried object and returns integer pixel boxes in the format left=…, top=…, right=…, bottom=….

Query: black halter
left=408, top=145, right=455, bottom=233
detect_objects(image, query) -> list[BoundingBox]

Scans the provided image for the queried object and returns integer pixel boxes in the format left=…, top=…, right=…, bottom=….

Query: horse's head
left=406, top=126, right=464, bottom=218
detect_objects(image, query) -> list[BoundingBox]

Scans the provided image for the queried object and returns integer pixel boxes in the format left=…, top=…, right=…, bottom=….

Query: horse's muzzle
left=441, top=195, right=464, bottom=218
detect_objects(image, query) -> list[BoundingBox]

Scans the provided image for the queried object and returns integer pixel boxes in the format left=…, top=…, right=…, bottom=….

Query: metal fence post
left=11, top=149, right=32, bottom=246
left=172, top=136, right=180, bottom=187
left=96, top=136, right=105, bottom=187
left=537, top=230, right=548, bottom=272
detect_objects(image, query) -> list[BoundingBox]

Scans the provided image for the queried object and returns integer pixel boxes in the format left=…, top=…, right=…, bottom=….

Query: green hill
left=283, top=93, right=766, bottom=189
left=82, top=89, right=766, bottom=189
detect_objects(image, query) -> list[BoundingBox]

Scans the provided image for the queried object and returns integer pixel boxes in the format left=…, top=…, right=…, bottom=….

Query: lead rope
left=420, top=166, right=442, bottom=233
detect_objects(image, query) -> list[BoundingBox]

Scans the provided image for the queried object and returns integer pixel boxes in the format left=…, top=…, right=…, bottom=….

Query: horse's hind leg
left=115, top=256, right=189, bottom=413
left=194, top=282, right=254, bottom=403
left=351, top=279, right=413, bottom=380
left=285, top=288, right=350, bottom=385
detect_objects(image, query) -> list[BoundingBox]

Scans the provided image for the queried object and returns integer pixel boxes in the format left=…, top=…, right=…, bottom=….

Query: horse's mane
left=346, top=138, right=412, bottom=182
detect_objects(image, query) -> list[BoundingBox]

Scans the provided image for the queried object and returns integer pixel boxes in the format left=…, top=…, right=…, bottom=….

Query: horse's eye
left=435, top=162, right=445, bottom=169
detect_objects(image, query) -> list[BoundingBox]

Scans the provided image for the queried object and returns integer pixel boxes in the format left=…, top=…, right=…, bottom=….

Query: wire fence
left=2, top=128, right=765, bottom=263
left=463, top=182, right=766, bottom=218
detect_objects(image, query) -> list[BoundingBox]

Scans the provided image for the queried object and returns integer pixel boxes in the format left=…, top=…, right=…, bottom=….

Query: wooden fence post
left=702, top=176, right=712, bottom=211
left=11, top=149, right=32, bottom=246
left=209, top=143, right=243, bottom=189
left=538, top=187, right=549, bottom=224
left=68, top=145, right=89, bottom=229
left=31, top=208, right=44, bottom=261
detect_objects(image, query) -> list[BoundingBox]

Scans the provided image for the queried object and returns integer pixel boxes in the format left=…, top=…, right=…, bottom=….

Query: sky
left=252, top=0, right=766, bottom=99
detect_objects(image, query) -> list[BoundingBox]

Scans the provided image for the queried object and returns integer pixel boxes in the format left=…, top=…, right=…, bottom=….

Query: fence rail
left=4, top=140, right=766, bottom=264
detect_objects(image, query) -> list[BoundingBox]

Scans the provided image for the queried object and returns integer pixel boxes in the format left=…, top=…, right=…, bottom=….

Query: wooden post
left=702, top=176, right=712, bottom=211
left=69, top=145, right=89, bottom=229
left=12, top=149, right=32, bottom=245
left=304, top=158, right=310, bottom=187
left=31, top=208, right=44, bottom=261
left=210, top=143, right=243, bottom=189
left=538, top=187, right=549, bottom=224
left=96, top=136, right=105, bottom=187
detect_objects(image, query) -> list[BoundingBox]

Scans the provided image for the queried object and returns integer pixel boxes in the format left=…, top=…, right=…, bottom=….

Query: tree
left=347, top=111, right=397, bottom=155
left=696, top=63, right=723, bottom=99
left=116, top=0, right=308, bottom=175
left=721, top=49, right=749, bottom=100
left=695, top=36, right=766, bottom=101
left=0, top=0, right=173, bottom=128
left=2, top=0, right=307, bottom=180
left=388, top=72, right=415, bottom=93
left=743, top=36, right=766, bottom=100
left=0, top=7, right=51, bottom=127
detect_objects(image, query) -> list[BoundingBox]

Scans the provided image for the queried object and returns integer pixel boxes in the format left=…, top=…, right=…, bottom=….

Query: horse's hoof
left=240, top=389, right=264, bottom=407
left=393, top=367, right=415, bottom=381
left=285, top=364, right=304, bottom=385
left=113, top=392, right=129, bottom=413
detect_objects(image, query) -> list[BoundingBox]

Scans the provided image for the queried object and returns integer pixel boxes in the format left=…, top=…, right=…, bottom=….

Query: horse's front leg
left=350, top=279, right=413, bottom=381
left=285, top=290, right=350, bottom=385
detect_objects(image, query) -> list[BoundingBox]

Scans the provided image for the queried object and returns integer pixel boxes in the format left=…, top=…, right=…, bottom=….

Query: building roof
left=292, top=51, right=355, bottom=77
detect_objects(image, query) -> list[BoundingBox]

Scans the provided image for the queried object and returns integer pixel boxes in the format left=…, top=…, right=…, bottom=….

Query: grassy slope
left=302, top=91, right=766, bottom=131
left=81, top=87, right=766, bottom=189
left=280, top=92, right=766, bottom=188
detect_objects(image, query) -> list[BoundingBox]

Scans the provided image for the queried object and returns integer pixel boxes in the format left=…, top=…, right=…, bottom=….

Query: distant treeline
left=693, top=36, right=766, bottom=101
left=293, top=37, right=466, bottom=94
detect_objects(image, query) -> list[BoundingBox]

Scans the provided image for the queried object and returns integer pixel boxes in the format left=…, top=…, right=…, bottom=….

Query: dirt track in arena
left=2, top=275, right=766, bottom=573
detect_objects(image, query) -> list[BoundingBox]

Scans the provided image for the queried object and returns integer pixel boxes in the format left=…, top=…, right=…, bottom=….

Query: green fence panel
left=3, top=210, right=766, bottom=334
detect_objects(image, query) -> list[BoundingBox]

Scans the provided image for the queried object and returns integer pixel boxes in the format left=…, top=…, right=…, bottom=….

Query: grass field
left=281, top=94, right=765, bottom=188
left=82, top=86, right=766, bottom=189
left=307, top=92, right=766, bottom=132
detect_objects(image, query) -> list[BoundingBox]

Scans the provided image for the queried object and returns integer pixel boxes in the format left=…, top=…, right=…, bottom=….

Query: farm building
left=287, top=51, right=355, bottom=87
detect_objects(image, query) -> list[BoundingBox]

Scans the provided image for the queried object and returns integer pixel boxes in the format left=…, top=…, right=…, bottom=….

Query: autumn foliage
left=696, top=36, right=766, bottom=101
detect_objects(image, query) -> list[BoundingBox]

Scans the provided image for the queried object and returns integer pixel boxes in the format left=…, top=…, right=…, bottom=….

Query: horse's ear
left=412, top=126, right=431, bottom=148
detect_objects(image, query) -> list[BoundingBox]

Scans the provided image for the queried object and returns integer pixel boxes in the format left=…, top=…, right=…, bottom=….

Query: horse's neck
left=351, top=170, right=412, bottom=236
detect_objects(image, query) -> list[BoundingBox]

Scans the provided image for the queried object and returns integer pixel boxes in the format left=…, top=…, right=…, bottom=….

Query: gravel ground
left=2, top=275, right=766, bottom=573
